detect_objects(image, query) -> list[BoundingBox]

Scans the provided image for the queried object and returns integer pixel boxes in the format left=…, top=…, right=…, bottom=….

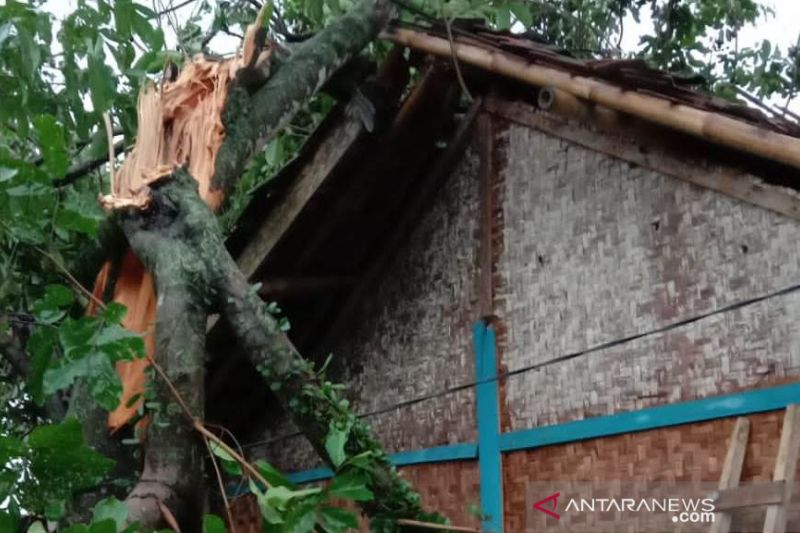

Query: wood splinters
left=97, top=193, right=150, bottom=212
left=98, top=0, right=278, bottom=430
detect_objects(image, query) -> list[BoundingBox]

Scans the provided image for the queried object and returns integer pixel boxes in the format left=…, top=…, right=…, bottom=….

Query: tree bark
left=117, top=172, right=435, bottom=531
left=86, top=0, right=442, bottom=529
left=114, top=173, right=212, bottom=529
left=212, top=0, right=394, bottom=192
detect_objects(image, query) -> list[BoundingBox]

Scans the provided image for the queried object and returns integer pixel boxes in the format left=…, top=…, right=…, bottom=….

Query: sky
left=618, top=0, right=799, bottom=112
left=43, top=0, right=799, bottom=113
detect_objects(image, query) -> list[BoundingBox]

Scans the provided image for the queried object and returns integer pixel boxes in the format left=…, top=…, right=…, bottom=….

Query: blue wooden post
left=473, top=320, right=504, bottom=532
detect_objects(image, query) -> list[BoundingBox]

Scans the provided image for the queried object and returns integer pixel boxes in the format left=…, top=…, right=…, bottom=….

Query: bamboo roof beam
left=380, top=27, right=800, bottom=171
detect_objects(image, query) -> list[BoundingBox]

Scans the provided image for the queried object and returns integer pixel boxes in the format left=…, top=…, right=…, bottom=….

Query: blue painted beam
left=473, top=321, right=504, bottom=533
left=288, top=466, right=334, bottom=484
left=391, top=441, right=478, bottom=465
left=285, top=442, right=479, bottom=484
left=276, top=383, right=800, bottom=502
left=498, top=381, right=800, bottom=452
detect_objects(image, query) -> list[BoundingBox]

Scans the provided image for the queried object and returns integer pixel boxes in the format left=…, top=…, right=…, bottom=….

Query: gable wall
left=248, top=107, right=800, bottom=528
left=495, top=119, right=800, bottom=432
left=250, top=146, right=482, bottom=472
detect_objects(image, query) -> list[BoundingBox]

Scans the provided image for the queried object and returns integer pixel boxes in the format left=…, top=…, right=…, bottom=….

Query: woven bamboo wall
left=503, top=411, right=797, bottom=532
left=399, top=461, right=482, bottom=529
left=249, top=148, right=482, bottom=473
left=227, top=461, right=481, bottom=532
left=233, top=101, right=800, bottom=531
left=493, top=118, right=800, bottom=432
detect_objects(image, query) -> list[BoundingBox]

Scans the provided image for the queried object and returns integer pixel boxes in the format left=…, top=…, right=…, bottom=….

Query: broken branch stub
left=114, top=172, right=437, bottom=530
left=90, top=0, right=431, bottom=528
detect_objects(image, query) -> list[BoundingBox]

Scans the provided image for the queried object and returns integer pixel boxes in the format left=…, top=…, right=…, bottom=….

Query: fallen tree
left=0, top=0, right=446, bottom=526
left=0, top=0, right=438, bottom=530
left=75, top=0, right=443, bottom=530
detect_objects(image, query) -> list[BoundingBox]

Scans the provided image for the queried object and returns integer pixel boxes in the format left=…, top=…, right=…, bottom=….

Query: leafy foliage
left=0, top=419, right=114, bottom=524
left=30, top=299, right=146, bottom=411
left=247, top=436, right=372, bottom=532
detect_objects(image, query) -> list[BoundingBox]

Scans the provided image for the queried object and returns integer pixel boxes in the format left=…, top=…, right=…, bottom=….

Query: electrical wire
left=241, top=278, right=800, bottom=450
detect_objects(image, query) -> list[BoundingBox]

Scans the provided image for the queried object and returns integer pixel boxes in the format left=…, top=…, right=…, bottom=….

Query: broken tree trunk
left=115, top=174, right=211, bottom=528
left=115, top=172, right=433, bottom=530
left=84, top=0, right=441, bottom=530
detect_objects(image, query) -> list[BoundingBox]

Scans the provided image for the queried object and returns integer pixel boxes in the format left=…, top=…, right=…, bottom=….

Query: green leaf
left=0, top=166, right=19, bottom=182
left=320, top=506, right=359, bottom=531
left=56, top=190, right=105, bottom=236
left=26, top=521, right=47, bottom=533
left=45, top=498, right=66, bottom=520
left=509, top=2, right=532, bottom=28
left=494, top=4, right=511, bottom=31
left=307, top=0, right=324, bottom=25
left=203, top=513, right=226, bottom=533
left=255, top=459, right=296, bottom=489
left=0, top=511, right=20, bottom=533
left=32, top=285, right=71, bottom=323
left=27, top=419, right=114, bottom=507
left=59, top=316, right=100, bottom=355
left=87, top=39, right=116, bottom=113
left=325, top=422, right=350, bottom=468
left=265, top=485, right=322, bottom=512
left=287, top=506, right=316, bottom=533
left=113, top=0, right=135, bottom=38
left=328, top=470, right=373, bottom=502
left=93, top=497, right=128, bottom=530
left=131, top=8, right=164, bottom=51
left=33, top=115, right=69, bottom=179
left=44, top=349, right=122, bottom=411
left=102, top=302, right=128, bottom=324
left=88, top=519, right=117, bottom=533
left=209, top=441, right=242, bottom=476
left=27, top=327, right=58, bottom=405
left=342, top=450, right=374, bottom=469
left=0, top=434, right=29, bottom=463
left=87, top=355, right=123, bottom=410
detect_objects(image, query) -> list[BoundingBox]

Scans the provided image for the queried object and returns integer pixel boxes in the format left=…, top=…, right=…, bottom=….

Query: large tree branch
left=117, top=172, right=435, bottom=531
left=218, top=253, right=435, bottom=530
left=114, top=177, right=213, bottom=529
left=212, top=0, right=394, bottom=192
left=91, top=0, right=428, bottom=528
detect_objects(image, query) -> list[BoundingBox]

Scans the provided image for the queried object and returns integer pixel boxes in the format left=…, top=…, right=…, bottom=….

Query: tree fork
left=116, top=172, right=435, bottom=531
left=89, top=0, right=441, bottom=528
left=114, top=175, right=212, bottom=529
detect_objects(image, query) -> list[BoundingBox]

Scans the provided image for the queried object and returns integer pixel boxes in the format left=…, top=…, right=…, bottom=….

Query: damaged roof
left=395, top=20, right=800, bottom=137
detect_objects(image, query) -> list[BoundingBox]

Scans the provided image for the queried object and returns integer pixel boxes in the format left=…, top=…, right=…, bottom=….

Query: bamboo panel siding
left=495, top=121, right=800, bottom=431
left=398, top=462, right=482, bottom=531
left=229, top=462, right=483, bottom=533
left=349, top=461, right=482, bottom=532
left=503, top=412, right=800, bottom=532
left=251, top=147, right=483, bottom=473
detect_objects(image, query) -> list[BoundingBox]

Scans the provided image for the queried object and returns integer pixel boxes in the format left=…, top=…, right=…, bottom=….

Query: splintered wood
left=97, top=28, right=270, bottom=430
left=99, top=56, right=241, bottom=212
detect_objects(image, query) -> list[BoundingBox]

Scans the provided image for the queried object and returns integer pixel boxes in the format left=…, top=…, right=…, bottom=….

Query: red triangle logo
left=533, top=492, right=561, bottom=520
